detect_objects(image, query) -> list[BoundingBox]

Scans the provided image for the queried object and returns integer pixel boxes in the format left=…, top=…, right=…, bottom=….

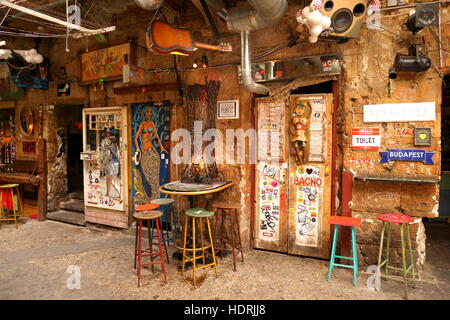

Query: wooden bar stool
left=0, top=184, right=23, bottom=229
left=181, top=208, right=218, bottom=285
left=377, top=213, right=416, bottom=299
left=134, top=210, right=170, bottom=287
left=327, top=215, right=361, bottom=287
left=151, top=198, right=176, bottom=245
left=212, top=202, right=244, bottom=271
left=134, top=203, right=160, bottom=269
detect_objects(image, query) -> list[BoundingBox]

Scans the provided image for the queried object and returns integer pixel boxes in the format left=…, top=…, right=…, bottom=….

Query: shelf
left=354, top=175, right=440, bottom=185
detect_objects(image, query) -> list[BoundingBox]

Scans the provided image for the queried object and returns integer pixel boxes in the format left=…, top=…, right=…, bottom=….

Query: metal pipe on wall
left=227, top=0, right=288, bottom=94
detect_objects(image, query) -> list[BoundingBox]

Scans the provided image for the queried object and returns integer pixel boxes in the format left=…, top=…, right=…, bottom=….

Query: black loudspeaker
left=319, top=0, right=370, bottom=39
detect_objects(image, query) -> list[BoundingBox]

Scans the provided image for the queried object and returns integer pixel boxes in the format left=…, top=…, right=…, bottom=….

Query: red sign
left=294, top=177, right=323, bottom=187
left=352, top=128, right=381, bottom=151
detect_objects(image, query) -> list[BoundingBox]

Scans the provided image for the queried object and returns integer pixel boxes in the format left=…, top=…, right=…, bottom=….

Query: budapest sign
left=380, top=149, right=435, bottom=164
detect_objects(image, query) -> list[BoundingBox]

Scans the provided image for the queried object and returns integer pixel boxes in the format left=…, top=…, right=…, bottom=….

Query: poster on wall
left=293, top=165, right=323, bottom=247
left=363, top=102, right=436, bottom=122
left=80, top=42, right=130, bottom=83
left=257, top=100, right=285, bottom=161
left=131, top=102, right=170, bottom=208
left=307, top=97, right=325, bottom=162
left=259, top=175, right=281, bottom=242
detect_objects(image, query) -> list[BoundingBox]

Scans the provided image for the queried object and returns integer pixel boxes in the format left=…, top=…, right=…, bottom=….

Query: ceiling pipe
left=227, top=0, right=288, bottom=94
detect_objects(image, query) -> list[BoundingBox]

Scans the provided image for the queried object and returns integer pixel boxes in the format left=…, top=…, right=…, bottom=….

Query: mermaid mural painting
left=132, top=102, right=170, bottom=207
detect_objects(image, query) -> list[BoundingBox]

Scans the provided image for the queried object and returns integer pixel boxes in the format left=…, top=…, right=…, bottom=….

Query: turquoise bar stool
left=327, top=215, right=362, bottom=287
left=151, top=198, right=176, bottom=245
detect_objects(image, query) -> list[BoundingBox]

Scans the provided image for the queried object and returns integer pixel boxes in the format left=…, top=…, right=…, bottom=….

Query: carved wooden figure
left=290, top=101, right=311, bottom=164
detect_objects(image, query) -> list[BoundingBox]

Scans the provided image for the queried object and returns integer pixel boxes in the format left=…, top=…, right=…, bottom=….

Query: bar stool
left=181, top=208, right=218, bottom=285
left=134, top=203, right=160, bottom=269
left=151, top=198, right=176, bottom=245
left=212, top=202, right=244, bottom=271
left=327, top=215, right=361, bottom=287
left=134, top=210, right=169, bottom=287
left=377, top=213, right=416, bottom=299
left=0, top=184, right=23, bottom=229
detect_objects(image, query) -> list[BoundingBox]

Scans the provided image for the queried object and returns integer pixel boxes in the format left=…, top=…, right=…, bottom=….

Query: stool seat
left=0, top=184, right=19, bottom=188
left=329, top=216, right=361, bottom=227
left=212, top=202, right=240, bottom=209
left=151, top=198, right=175, bottom=205
left=185, top=207, right=205, bottom=215
left=134, top=210, right=163, bottom=220
left=135, top=203, right=160, bottom=211
left=186, top=209, right=215, bottom=218
left=378, top=213, right=413, bottom=224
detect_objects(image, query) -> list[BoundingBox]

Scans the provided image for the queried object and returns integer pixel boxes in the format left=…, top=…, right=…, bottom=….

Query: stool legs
left=377, top=221, right=416, bottom=299
left=328, top=225, right=339, bottom=282
left=181, top=215, right=218, bottom=285
left=135, top=217, right=169, bottom=287
left=351, top=226, right=358, bottom=287
left=235, top=208, right=244, bottom=263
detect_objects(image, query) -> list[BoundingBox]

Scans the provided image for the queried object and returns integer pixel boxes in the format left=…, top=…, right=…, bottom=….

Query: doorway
left=67, top=106, right=84, bottom=193
left=254, top=81, right=334, bottom=259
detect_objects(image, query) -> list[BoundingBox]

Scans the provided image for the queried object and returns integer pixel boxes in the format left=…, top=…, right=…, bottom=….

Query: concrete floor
left=0, top=218, right=449, bottom=300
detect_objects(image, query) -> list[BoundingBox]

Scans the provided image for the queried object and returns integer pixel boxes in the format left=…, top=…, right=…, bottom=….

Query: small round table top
left=135, top=203, right=159, bottom=211
left=212, top=202, right=240, bottom=209
left=159, top=181, right=234, bottom=196
left=133, top=210, right=163, bottom=220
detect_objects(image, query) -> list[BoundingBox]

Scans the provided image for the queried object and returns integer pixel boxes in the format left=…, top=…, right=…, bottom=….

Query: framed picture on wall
left=80, top=42, right=131, bottom=84
left=217, top=100, right=239, bottom=119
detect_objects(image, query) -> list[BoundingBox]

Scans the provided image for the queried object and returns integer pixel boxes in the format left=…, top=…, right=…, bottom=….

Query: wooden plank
left=113, top=83, right=180, bottom=95
left=0, top=173, right=40, bottom=185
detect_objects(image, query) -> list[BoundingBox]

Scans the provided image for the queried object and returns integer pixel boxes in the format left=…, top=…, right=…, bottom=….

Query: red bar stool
left=0, top=184, right=23, bottom=229
left=377, top=213, right=416, bottom=299
left=134, top=210, right=169, bottom=287
left=212, top=202, right=244, bottom=271
left=134, top=203, right=160, bottom=269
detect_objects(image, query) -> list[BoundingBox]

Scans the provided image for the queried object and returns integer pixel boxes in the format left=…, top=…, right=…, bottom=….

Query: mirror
left=20, top=107, right=33, bottom=135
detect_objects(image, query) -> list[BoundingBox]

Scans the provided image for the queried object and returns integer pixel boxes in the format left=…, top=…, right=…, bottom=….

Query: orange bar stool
left=181, top=208, right=218, bottom=285
left=0, top=184, right=23, bottom=229
left=134, top=203, right=160, bottom=270
left=212, top=202, right=244, bottom=271
left=134, top=210, right=169, bottom=287
left=377, top=213, right=416, bottom=299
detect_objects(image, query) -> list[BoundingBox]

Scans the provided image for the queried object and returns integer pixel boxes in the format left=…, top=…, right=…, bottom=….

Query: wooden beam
left=113, top=82, right=181, bottom=95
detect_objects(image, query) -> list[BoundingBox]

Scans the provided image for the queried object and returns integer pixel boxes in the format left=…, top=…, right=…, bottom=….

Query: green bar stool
left=181, top=208, right=218, bottom=285
left=377, top=213, right=416, bottom=299
left=0, top=184, right=23, bottom=229
left=327, top=215, right=362, bottom=287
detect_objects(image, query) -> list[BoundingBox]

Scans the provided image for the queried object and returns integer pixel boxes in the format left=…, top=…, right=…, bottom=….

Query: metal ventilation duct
left=227, top=0, right=288, bottom=94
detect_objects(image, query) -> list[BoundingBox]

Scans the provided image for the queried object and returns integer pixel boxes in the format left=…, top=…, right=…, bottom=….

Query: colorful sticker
left=259, top=175, right=280, bottom=242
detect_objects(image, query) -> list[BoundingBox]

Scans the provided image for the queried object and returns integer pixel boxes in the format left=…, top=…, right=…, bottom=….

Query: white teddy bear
left=296, top=0, right=331, bottom=43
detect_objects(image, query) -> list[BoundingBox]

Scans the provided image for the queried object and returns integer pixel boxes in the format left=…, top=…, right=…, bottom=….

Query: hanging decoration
left=295, top=0, right=331, bottom=43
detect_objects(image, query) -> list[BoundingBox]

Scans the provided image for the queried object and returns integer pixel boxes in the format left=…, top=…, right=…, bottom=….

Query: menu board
left=257, top=100, right=285, bottom=161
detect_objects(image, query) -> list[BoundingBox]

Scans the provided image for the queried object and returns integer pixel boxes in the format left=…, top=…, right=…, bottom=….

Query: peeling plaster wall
left=2, top=1, right=445, bottom=266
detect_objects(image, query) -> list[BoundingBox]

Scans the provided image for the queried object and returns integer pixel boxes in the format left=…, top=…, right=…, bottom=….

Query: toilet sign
left=352, top=128, right=381, bottom=151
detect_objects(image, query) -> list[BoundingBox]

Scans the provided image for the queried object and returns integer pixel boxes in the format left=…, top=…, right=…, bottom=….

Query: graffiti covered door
left=254, top=94, right=332, bottom=259
left=254, top=97, right=289, bottom=253
left=287, top=94, right=332, bottom=259
left=131, top=102, right=170, bottom=209
left=81, top=106, right=129, bottom=228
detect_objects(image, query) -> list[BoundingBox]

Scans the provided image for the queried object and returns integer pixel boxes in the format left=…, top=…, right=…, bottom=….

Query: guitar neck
left=194, top=42, right=224, bottom=52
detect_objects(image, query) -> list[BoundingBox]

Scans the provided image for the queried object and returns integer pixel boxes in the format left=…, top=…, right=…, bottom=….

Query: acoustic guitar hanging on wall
left=146, top=20, right=232, bottom=55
